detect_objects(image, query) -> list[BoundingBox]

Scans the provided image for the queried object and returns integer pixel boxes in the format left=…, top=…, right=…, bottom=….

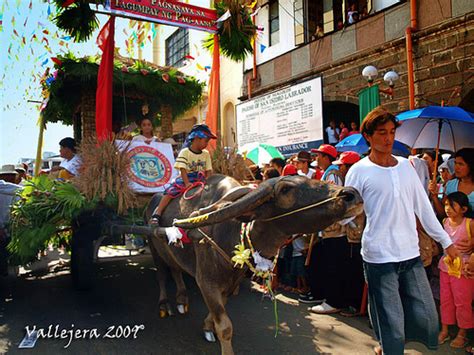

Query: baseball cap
left=311, top=144, right=338, bottom=159
left=438, top=158, right=455, bottom=175
left=190, top=124, right=217, bottom=139
left=296, top=151, right=311, bottom=162
left=333, top=151, right=361, bottom=165
left=282, top=164, right=298, bottom=176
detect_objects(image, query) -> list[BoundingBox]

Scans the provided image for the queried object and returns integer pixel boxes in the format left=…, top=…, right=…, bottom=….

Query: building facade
left=232, top=0, right=473, bottom=145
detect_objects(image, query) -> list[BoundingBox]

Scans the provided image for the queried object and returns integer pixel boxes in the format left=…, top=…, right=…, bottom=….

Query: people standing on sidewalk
left=298, top=144, right=340, bottom=305
left=308, top=151, right=364, bottom=315
left=438, top=192, right=474, bottom=349
left=345, top=107, right=459, bottom=354
left=430, top=148, right=474, bottom=216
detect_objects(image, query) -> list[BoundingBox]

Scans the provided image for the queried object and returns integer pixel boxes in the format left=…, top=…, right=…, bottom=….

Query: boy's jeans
left=364, top=257, right=439, bottom=355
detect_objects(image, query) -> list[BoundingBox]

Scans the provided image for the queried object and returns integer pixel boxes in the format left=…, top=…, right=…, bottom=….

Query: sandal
left=340, top=306, right=360, bottom=317
left=373, top=345, right=382, bottom=355
left=450, top=335, right=468, bottom=349
left=437, top=332, right=450, bottom=345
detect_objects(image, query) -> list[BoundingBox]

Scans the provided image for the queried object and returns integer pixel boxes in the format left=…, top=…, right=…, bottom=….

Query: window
left=269, top=0, right=279, bottom=46
left=294, top=0, right=305, bottom=45
left=295, top=0, right=323, bottom=44
left=165, top=28, right=189, bottom=68
left=373, top=0, right=400, bottom=12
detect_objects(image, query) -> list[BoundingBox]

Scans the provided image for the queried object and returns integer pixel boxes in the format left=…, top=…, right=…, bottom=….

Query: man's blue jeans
left=364, top=257, right=439, bottom=355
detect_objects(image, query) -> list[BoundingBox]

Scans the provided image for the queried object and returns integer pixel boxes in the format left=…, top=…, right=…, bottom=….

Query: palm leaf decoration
left=8, top=176, right=88, bottom=264
left=51, top=0, right=99, bottom=42
left=204, top=0, right=257, bottom=62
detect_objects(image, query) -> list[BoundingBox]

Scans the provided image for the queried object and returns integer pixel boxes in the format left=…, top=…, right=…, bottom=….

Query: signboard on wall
left=105, top=0, right=218, bottom=33
left=117, top=140, right=178, bottom=193
left=236, top=76, right=323, bottom=156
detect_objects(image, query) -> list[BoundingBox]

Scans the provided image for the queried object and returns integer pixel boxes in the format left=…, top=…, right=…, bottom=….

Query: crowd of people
left=1, top=105, right=473, bottom=354
left=325, top=119, right=359, bottom=145
left=245, top=107, right=474, bottom=354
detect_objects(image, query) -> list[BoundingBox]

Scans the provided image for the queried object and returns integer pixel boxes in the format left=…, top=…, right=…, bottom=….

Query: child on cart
left=150, top=124, right=216, bottom=226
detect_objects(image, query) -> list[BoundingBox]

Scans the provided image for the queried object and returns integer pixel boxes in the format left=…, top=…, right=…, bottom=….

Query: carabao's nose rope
left=260, top=196, right=340, bottom=222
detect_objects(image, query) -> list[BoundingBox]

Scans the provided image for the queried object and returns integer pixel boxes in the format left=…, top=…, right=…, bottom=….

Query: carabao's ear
left=173, top=183, right=275, bottom=229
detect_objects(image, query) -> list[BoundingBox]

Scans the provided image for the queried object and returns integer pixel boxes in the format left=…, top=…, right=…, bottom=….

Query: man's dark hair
left=269, top=157, right=285, bottom=169
left=59, top=137, right=76, bottom=153
left=264, top=167, right=280, bottom=179
left=455, top=148, right=474, bottom=179
left=360, top=107, right=400, bottom=145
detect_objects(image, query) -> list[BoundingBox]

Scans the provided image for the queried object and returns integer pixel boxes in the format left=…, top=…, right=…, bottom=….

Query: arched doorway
left=322, top=101, right=359, bottom=143
left=222, top=102, right=236, bottom=148
left=458, top=88, right=473, bottom=113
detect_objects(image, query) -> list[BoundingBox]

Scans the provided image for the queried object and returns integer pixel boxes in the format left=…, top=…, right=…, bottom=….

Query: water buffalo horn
left=107, top=223, right=167, bottom=237
left=197, top=186, right=254, bottom=215
left=174, top=184, right=274, bottom=229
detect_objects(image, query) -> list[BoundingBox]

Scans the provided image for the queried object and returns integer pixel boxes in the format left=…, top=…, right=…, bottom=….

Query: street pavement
left=0, top=249, right=467, bottom=354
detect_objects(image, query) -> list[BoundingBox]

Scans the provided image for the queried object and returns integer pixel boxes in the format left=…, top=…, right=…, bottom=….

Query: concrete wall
left=219, top=55, right=243, bottom=148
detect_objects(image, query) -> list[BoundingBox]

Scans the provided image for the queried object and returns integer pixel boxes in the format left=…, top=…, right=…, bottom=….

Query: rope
left=260, top=196, right=340, bottom=222
left=197, top=228, right=233, bottom=266
left=183, top=181, right=205, bottom=200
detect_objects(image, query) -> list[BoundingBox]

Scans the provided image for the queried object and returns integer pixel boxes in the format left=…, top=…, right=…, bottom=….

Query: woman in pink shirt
left=339, top=122, right=349, bottom=141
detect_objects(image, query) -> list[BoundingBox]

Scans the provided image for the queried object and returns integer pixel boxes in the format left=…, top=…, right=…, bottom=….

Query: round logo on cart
left=127, top=146, right=172, bottom=187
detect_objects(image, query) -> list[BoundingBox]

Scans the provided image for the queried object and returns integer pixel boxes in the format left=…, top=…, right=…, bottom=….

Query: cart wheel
left=71, top=232, right=95, bottom=290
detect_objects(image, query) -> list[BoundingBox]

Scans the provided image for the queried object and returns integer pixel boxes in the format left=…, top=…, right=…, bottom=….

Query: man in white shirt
left=57, top=137, right=81, bottom=178
left=345, top=107, right=459, bottom=354
left=325, top=120, right=340, bottom=145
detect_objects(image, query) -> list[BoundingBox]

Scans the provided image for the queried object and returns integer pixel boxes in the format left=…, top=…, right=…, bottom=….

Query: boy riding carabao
left=150, top=124, right=216, bottom=226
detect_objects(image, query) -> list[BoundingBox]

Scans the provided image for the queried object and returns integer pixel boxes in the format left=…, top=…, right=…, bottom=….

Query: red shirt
left=339, top=127, right=349, bottom=141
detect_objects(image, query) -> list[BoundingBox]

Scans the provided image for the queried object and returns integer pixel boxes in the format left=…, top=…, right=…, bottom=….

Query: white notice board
left=236, top=77, right=323, bottom=155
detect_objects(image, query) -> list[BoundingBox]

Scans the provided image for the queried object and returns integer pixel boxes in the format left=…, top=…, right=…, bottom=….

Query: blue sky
left=0, top=0, right=154, bottom=166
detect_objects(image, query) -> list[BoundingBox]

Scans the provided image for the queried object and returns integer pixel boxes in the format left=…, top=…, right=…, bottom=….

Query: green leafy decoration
left=42, top=54, right=204, bottom=126
left=8, top=177, right=90, bottom=264
left=204, top=1, right=256, bottom=62
left=51, top=0, right=99, bottom=42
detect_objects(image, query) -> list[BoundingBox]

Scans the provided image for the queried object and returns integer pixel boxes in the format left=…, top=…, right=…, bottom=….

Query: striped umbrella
left=238, top=143, right=285, bottom=166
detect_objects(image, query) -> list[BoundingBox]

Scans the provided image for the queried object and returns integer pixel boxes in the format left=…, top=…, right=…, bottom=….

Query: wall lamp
left=362, top=65, right=399, bottom=98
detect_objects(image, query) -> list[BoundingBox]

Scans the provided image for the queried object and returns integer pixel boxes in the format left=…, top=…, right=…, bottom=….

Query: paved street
left=0, top=250, right=467, bottom=354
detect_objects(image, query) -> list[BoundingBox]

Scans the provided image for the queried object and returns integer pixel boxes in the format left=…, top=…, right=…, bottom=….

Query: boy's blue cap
left=189, top=124, right=217, bottom=139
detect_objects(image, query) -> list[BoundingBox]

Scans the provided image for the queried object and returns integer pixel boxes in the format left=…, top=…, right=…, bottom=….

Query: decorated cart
left=8, top=0, right=257, bottom=289
left=11, top=52, right=204, bottom=288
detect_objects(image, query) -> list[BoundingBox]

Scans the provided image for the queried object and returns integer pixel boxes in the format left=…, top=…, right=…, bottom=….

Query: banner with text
left=105, top=0, right=218, bottom=33
left=117, top=140, right=178, bottom=193
left=236, top=77, right=323, bottom=156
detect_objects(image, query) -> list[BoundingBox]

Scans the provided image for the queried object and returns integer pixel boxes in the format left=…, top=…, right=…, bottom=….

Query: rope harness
left=165, top=171, right=206, bottom=199
left=260, top=195, right=340, bottom=222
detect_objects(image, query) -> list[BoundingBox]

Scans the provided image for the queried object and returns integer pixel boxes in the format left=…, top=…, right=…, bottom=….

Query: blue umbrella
left=336, top=134, right=410, bottom=157
left=396, top=106, right=474, bottom=152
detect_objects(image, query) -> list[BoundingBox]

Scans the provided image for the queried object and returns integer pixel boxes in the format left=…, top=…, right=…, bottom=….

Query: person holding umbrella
left=345, top=106, right=459, bottom=354
left=429, top=148, right=474, bottom=216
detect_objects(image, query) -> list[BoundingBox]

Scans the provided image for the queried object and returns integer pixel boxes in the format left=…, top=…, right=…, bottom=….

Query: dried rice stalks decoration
left=212, top=144, right=251, bottom=182
left=75, top=136, right=137, bottom=215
